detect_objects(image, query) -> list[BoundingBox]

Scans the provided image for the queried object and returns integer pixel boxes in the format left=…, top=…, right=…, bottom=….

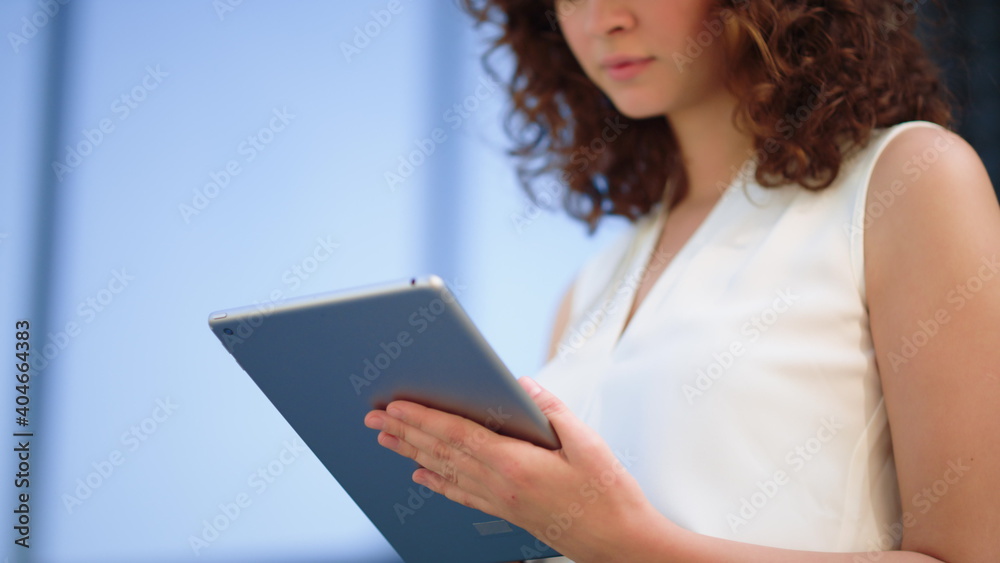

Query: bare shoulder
left=863, top=124, right=1000, bottom=560
left=866, top=124, right=999, bottom=295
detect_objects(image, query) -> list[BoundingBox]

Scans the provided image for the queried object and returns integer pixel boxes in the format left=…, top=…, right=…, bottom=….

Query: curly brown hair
left=461, top=0, right=954, bottom=231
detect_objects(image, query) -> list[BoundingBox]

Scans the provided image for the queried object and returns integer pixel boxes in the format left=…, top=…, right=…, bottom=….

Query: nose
left=582, top=0, right=635, bottom=36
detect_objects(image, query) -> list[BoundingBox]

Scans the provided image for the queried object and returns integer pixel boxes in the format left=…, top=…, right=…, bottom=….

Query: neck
left=667, top=89, right=754, bottom=207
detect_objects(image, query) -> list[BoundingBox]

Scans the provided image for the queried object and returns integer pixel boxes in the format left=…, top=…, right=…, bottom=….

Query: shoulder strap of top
left=847, top=120, right=949, bottom=305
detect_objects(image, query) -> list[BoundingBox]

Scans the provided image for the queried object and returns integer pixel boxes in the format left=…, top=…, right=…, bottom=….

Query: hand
left=363, top=376, right=675, bottom=562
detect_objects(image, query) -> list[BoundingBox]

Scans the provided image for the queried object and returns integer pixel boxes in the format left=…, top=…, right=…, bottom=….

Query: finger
left=369, top=408, right=492, bottom=490
left=385, top=400, right=517, bottom=466
left=374, top=429, right=419, bottom=459
left=412, top=466, right=498, bottom=517
left=518, top=376, right=599, bottom=454
left=366, top=410, right=431, bottom=462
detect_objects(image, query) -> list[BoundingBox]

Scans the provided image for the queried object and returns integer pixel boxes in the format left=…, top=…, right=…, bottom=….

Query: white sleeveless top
left=531, top=121, right=944, bottom=559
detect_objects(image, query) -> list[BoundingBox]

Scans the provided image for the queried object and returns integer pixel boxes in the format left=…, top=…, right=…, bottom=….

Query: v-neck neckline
left=609, top=171, right=749, bottom=352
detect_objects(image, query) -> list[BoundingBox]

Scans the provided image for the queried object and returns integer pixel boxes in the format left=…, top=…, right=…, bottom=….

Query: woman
left=365, top=1, right=1000, bottom=561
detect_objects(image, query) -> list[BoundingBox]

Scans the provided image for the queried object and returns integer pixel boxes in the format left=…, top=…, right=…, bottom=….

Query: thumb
left=518, top=376, right=592, bottom=448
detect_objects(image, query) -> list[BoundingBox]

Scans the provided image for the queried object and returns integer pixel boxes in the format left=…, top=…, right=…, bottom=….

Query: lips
left=600, top=55, right=655, bottom=81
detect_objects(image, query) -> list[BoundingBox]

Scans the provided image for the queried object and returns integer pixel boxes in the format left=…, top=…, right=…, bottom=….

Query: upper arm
left=865, top=126, right=1000, bottom=561
left=546, top=280, right=575, bottom=362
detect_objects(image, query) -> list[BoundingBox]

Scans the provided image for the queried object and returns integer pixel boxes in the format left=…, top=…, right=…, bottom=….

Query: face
left=555, top=0, right=731, bottom=120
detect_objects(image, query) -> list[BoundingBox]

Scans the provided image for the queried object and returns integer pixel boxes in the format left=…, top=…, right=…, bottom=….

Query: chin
left=601, top=89, right=670, bottom=120
left=615, top=106, right=664, bottom=120
left=606, top=98, right=668, bottom=120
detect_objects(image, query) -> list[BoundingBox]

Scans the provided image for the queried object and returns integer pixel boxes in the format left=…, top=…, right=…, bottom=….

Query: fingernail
left=521, top=376, right=542, bottom=397
left=386, top=404, right=404, bottom=419
left=366, top=413, right=384, bottom=430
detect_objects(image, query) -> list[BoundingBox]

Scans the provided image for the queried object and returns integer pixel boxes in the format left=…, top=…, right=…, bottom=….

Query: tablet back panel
left=208, top=276, right=560, bottom=563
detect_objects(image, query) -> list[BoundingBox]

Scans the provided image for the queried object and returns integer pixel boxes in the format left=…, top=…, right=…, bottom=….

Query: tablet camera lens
left=223, top=328, right=234, bottom=335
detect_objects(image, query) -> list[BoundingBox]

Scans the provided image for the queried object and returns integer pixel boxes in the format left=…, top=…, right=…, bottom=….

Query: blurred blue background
left=1, top=1, right=997, bottom=562
left=0, top=1, right=627, bottom=562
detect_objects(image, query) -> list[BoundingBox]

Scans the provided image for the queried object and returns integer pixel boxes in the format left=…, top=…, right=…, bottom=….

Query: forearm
left=667, top=530, right=941, bottom=563
left=575, top=513, right=941, bottom=563
left=609, top=513, right=944, bottom=563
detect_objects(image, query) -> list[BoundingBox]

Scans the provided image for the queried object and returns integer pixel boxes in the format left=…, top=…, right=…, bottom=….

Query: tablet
left=208, top=275, right=561, bottom=563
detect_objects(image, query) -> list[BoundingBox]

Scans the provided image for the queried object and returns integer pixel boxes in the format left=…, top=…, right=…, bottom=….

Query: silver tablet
left=208, top=275, right=561, bottom=563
